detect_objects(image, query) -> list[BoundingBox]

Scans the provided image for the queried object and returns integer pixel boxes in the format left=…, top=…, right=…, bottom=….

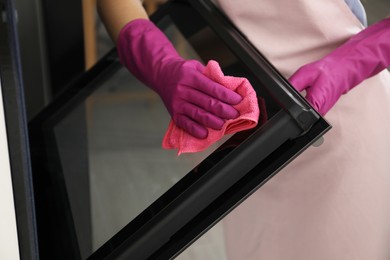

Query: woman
left=97, top=0, right=390, bottom=259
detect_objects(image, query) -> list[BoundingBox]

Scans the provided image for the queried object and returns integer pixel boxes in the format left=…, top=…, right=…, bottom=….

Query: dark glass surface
left=55, top=16, right=278, bottom=258
left=29, top=1, right=330, bottom=259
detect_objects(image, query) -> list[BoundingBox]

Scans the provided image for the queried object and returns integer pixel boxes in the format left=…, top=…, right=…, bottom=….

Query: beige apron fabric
left=214, top=0, right=390, bottom=259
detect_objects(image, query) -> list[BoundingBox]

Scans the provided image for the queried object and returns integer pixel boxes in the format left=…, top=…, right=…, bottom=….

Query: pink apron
left=214, top=0, right=390, bottom=259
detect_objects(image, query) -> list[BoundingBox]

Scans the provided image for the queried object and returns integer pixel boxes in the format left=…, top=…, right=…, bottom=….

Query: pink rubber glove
left=117, top=19, right=242, bottom=139
left=289, top=18, right=390, bottom=115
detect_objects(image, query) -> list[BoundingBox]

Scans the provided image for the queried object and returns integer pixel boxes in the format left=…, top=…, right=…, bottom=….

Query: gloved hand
left=117, top=19, right=242, bottom=139
left=289, top=18, right=390, bottom=115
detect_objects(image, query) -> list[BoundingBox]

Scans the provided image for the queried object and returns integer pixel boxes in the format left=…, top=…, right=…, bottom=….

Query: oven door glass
left=28, top=0, right=330, bottom=259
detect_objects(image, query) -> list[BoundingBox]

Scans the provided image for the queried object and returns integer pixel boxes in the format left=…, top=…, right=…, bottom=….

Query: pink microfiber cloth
left=162, top=60, right=260, bottom=155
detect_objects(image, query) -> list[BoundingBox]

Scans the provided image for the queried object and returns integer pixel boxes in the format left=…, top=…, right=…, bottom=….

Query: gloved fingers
left=192, top=59, right=206, bottom=73
left=180, top=102, right=225, bottom=130
left=183, top=88, right=240, bottom=120
left=304, top=93, right=323, bottom=115
left=289, top=65, right=330, bottom=114
left=174, top=114, right=208, bottom=139
left=191, top=63, right=242, bottom=105
left=288, top=65, right=320, bottom=92
left=303, top=76, right=332, bottom=115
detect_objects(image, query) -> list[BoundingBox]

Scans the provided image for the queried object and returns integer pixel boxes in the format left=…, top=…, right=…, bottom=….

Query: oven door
left=29, top=0, right=331, bottom=259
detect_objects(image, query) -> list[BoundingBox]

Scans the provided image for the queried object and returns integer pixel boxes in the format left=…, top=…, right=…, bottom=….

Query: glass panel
left=28, top=1, right=330, bottom=259
left=50, top=10, right=282, bottom=259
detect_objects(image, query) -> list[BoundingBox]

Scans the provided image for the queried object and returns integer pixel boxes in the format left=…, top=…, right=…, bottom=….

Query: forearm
left=96, top=0, right=148, bottom=43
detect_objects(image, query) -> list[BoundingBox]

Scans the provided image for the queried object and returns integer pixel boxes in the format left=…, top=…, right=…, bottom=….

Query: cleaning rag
left=162, top=60, right=260, bottom=155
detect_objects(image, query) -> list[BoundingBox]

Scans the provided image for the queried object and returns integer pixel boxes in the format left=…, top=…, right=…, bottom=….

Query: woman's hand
left=289, top=18, right=390, bottom=115
left=117, top=19, right=242, bottom=139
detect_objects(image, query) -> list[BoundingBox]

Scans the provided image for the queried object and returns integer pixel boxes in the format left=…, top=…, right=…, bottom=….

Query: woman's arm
left=96, top=0, right=148, bottom=42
